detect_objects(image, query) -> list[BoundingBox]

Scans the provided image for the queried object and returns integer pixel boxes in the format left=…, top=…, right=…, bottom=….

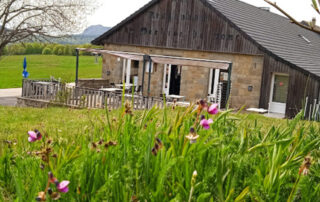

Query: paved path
left=0, top=88, right=22, bottom=106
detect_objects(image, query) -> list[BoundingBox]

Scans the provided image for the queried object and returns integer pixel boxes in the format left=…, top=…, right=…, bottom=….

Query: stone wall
left=78, top=79, right=110, bottom=89
left=139, top=63, right=164, bottom=97
left=102, top=54, right=123, bottom=84
left=180, top=66, right=210, bottom=101
left=102, top=44, right=264, bottom=108
left=17, top=98, right=83, bottom=109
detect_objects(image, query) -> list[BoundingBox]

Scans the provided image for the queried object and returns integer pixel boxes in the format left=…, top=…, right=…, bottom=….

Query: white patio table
left=99, top=88, right=122, bottom=92
left=166, top=94, right=185, bottom=101
left=115, top=83, right=134, bottom=89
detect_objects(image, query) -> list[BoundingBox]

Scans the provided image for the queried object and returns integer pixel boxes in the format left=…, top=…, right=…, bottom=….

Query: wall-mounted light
left=117, top=57, right=121, bottom=62
left=248, top=85, right=253, bottom=92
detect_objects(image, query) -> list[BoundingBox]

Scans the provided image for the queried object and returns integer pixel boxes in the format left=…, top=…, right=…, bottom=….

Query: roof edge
left=91, top=0, right=159, bottom=45
left=199, top=0, right=320, bottom=81
left=92, top=0, right=320, bottom=80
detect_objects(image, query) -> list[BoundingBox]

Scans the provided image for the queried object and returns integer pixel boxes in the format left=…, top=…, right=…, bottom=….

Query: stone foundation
left=17, top=98, right=80, bottom=109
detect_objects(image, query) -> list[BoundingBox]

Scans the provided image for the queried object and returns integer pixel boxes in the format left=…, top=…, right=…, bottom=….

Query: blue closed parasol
left=22, top=57, right=29, bottom=78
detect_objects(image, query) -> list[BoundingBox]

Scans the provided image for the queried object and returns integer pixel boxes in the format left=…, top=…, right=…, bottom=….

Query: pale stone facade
left=101, top=44, right=264, bottom=109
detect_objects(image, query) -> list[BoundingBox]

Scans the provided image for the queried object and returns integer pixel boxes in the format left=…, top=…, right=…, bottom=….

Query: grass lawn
left=0, top=105, right=320, bottom=201
left=0, top=55, right=102, bottom=89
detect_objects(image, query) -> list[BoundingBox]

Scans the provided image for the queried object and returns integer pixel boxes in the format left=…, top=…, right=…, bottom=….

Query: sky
left=87, top=0, right=320, bottom=28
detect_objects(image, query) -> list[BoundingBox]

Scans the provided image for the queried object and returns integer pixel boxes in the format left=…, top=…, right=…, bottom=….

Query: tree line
left=1, top=43, right=100, bottom=56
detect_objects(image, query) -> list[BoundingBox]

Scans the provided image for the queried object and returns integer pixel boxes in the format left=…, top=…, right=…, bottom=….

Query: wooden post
left=141, top=55, right=149, bottom=95
left=21, top=79, right=25, bottom=97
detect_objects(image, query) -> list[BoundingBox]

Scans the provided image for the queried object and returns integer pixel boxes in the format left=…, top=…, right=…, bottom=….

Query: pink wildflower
left=28, top=130, right=42, bottom=142
left=208, top=104, right=219, bottom=115
left=57, top=181, right=70, bottom=193
left=200, top=119, right=213, bottom=130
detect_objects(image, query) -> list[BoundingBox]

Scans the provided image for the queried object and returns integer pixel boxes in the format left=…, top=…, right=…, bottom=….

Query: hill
left=81, top=25, right=110, bottom=37
left=53, top=25, right=110, bottom=44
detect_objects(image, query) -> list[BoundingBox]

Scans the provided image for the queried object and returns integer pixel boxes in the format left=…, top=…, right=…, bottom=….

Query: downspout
left=75, top=49, right=79, bottom=87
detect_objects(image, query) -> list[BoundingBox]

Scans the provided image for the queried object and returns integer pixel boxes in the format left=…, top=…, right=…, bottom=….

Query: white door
left=208, top=69, right=220, bottom=104
left=269, top=73, right=289, bottom=114
left=122, top=59, right=132, bottom=85
left=208, top=69, right=220, bottom=97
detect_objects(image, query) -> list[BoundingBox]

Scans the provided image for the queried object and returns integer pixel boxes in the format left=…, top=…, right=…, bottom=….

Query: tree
left=0, top=0, right=98, bottom=56
left=42, top=47, right=52, bottom=55
left=264, top=0, right=320, bottom=34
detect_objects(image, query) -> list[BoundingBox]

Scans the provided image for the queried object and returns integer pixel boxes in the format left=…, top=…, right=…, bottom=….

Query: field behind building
left=0, top=55, right=102, bottom=89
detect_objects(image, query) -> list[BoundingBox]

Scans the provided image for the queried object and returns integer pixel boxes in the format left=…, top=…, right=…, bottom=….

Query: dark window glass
left=272, top=75, right=289, bottom=103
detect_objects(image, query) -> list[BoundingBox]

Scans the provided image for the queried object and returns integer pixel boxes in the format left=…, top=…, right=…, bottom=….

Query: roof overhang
left=76, top=48, right=231, bottom=70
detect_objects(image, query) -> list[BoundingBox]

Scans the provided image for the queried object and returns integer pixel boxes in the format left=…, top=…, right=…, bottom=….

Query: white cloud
left=87, top=0, right=320, bottom=27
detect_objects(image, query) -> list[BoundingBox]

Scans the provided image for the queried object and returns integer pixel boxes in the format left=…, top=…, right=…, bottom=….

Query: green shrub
left=42, top=47, right=52, bottom=55
left=32, top=43, right=43, bottom=54
left=63, top=45, right=72, bottom=55
left=1, top=46, right=8, bottom=55
left=57, top=49, right=63, bottom=55
left=53, top=45, right=64, bottom=55
left=7, top=44, right=25, bottom=55
left=24, top=43, right=34, bottom=54
left=4, top=43, right=102, bottom=56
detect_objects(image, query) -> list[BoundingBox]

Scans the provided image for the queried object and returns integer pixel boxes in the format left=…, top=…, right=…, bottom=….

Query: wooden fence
left=21, top=79, right=164, bottom=110
left=304, top=97, right=320, bottom=121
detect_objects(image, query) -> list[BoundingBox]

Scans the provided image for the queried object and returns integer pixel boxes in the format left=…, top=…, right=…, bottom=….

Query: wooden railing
left=304, top=97, right=320, bottom=121
left=21, top=79, right=164, bottom=110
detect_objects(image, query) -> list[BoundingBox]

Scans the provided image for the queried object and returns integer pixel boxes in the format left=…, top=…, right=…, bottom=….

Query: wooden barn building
left=91, top=0, right=320, bottom=118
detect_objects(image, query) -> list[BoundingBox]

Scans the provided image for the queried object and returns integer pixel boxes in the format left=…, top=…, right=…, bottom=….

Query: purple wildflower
left=208, top=104, right=219, bottom=115
left=57, top=181, right=70, bottom=193
left=200, top=119, right=213, bottom=130
left=28, top=130, right=42, bottom=142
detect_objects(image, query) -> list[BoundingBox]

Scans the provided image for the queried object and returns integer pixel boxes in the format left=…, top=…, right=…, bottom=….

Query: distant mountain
left=52, top=25, right=110, bottom=45
left=81, top=25, right=110, bottom=37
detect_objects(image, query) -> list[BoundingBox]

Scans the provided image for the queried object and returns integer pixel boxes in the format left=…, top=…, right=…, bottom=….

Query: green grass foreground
left=0, top=105, right=320, bottom=201
left=0, top=55, right=102, bottom=89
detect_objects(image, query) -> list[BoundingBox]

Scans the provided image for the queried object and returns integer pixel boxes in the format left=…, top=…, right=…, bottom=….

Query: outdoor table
left=166, top=94, right=185, bottom=101
left=115, top=83, right=134, bottom=89
left=176, top=101, right=190, bottom=107
left=124, top=94, right=141, bottom=98
left=167, top=101, right=190, bottom=108
left=100, top=88, right=122, bottom=92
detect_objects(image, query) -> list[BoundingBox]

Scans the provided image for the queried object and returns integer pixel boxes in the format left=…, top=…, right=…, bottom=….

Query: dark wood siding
left=104, top=0, right=263, bottom=55
left=259, top=55, right=320, bottom=118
